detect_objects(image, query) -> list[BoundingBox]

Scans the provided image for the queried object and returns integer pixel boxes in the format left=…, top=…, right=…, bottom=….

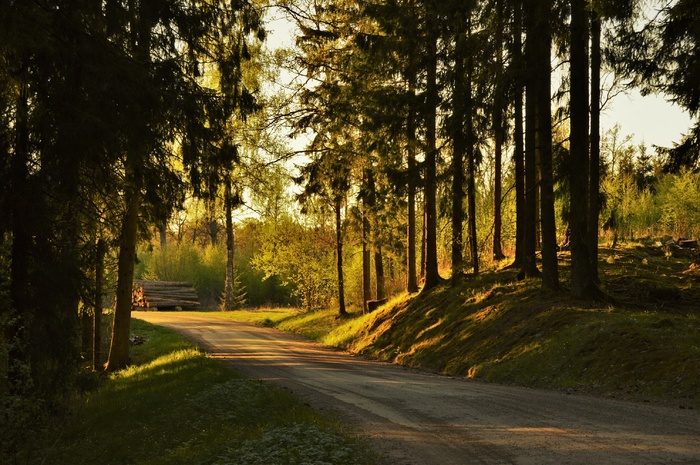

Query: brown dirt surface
left=134, top=311, right=700, bottom=465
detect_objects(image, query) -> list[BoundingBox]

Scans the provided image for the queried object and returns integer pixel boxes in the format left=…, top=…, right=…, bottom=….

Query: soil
left=134, top=311, right=700, bottom=465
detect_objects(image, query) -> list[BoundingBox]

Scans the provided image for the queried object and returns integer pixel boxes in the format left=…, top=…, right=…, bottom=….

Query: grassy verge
left=222, top=246, right=700, bottom=408
left=35, top=318, right=381, bottom=465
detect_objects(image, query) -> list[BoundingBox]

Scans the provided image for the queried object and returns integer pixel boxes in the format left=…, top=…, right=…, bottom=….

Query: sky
left=602, top=90, right=694, bottom=149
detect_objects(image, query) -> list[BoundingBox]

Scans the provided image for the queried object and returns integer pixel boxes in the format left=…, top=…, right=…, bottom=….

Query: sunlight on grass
left=38, top=319, right=383, bottom=465
left=266, top=246, right=700, bottom=407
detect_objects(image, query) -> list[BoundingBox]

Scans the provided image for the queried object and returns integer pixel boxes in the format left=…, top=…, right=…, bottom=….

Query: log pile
left=132, top=280, right=201, bottom=310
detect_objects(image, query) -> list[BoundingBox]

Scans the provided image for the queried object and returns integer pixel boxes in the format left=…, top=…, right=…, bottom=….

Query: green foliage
left=220, top=268, right=248, bottom=311
left=252, top=215, right=337, bottom=311
left=656, top=169, right=700, bottom=238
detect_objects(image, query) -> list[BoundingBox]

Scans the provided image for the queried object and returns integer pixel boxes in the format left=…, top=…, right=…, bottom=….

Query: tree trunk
left=521, top=4, right=540, bottom=279
left=423, top=4, right=441, bottom=291
left=106, top=0, right=148, bottom=371
left=465, top=25, right=479, bottom=276
left=362, top=206, right=372, bottom=312
left=569, top=0, right=593, bottom=298
left=536, top=0, right=559, bottom=291
left=588, top=11, right=601, bottom=284
left=492, top=0, right=506, bottom=262
left=10, top=82, right=30, bottom=324
left=406, top=4, right=419, bottom=294
left=420, top=194, right=426, bottom=280
left=451, top=24, right=466, bottom=282
left=335, top=200, right=347, bottom=316
left=105, top=150, right=140, bottom=371
left=375, top=246, right=384, bottom=300
left=511, top=0, right=525, bottom=269
left=222, top=179, right=236, bottom=310
left=93, top=238, right=105, bottom=370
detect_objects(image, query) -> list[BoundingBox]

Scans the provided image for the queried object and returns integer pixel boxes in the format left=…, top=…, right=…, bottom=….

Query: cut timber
left=132, top=280, right=201, bottom=310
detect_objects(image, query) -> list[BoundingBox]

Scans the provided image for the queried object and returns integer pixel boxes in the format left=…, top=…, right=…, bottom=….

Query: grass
left=32, top=318, right=382, bottom=465
left=227, top=245, right=700, bottom=408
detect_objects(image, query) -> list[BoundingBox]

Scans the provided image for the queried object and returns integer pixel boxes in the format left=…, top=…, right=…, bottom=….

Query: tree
left=609, top=1, right=698, bottom=171
left=568, top=0, right=595, bottom=298
left=107, top=0, right=264, bottom=370
left=491, top=0, right=507, bottom=262
left=422, top=0, right=442, bottom=290
left=510, top=0, right=526, bottom=270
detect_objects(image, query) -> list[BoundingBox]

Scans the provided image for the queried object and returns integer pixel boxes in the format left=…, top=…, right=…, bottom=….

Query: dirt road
left=133, top=311, right=699, bottom=465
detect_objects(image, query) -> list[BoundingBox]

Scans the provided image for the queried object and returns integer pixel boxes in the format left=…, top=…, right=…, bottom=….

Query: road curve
left=133, top=311, right=699, bottom=465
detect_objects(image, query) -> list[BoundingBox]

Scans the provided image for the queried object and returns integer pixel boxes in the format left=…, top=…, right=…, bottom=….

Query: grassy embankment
left=34, top=319, right=381, bottom=465
left=220, top=245, right=700, bottom=408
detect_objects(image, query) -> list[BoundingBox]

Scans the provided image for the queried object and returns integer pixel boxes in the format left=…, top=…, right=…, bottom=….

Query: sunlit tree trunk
left=465, top=28, right=479, bottom=276
left=406, top=0, right=419, bottom=294
left=362, top=205, right=371, bottom=312
left=222, top=179, right=236, bottom=310
left=375, top=246, right=384, bottom=300
left=423, top=2, right=441, bottom=291
left=106, top=148, right=141, bottom=371
left=492, top=0, right=506, bottom=262
left=511, top=0, right=525, bottom=269
left=106, top=0, right=148, bottom=371
left=335, top=199, right=347, bottom=316
left=451, top=23, right=466, bottom=281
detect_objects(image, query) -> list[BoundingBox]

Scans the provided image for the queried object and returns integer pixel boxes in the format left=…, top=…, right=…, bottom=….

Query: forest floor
left=229, top=243, right=700, bottom=408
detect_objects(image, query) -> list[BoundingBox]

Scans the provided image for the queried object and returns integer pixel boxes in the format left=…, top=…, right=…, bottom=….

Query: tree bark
left=106, top=0, right=148, bottom=371
left=375, top=246, right=384, bottom=300
left=335, top=200, right=347, bottom=316
left=465, top=28, right=479, bottom=276
left=492, top=0, right=506, bottom=262
left=520, top=3, right=540, bottom=279
left=451, top=23, right=466, bottom=282
left=536, top=0, right=559, bottom=291
left=362, top=205, right=372, bottom=312
left=423, top=3, right=441, bottom=291
left=10, top=81, right=30, bottom=323
left=511, top=0, right=525, bottom=269
left=406, top=0, right=419, bottom=294
left=93, top=238, right=105, bottom=370
left=222, top=179, right=236, bottom=310
left=588, top=11, right=602, bottom=284
left=569, top=0, right=593, bottom=298
left=105, top=149, right=141, bottom=371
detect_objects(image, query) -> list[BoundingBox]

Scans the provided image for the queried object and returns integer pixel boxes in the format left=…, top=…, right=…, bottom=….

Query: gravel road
left=133, top=311, right=699, bottom=465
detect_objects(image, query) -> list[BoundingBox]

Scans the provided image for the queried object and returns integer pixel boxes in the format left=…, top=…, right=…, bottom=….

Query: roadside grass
left=37, top=318, right=382, bottom=465
left=237, top=245, right=700, bottom=407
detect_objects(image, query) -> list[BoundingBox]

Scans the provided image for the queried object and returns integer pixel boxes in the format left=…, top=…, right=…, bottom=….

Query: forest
left=1, top=0, right=699, bottom=458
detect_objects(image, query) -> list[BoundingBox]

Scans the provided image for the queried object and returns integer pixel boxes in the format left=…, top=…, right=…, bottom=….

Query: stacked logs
left=132, top=280, right=201, bottom=310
